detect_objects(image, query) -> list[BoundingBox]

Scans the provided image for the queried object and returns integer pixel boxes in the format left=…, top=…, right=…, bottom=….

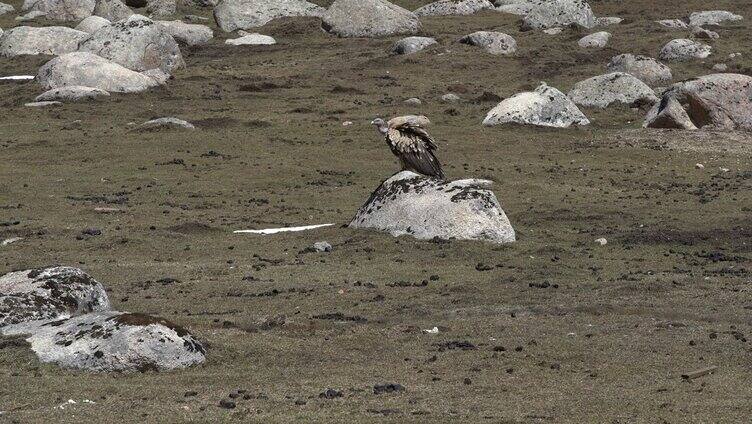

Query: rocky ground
left=1, top=0, right=752, bottom=422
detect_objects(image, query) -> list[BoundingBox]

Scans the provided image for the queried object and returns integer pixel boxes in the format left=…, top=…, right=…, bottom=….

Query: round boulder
left=459, top=31, right=516, bottom=55
left=483, top=82, right=590, bottom=128
left=688, top=10, right=742, bottom=27
left=322, top=0, right=421, bottom=38
left=349, top=171, right=516, bottom=244
left=3, top=311, right=206, bottom=372
left=0, top=26, right=90, bottom=57
left=37, top=52, right=161, bottom=93
left=568, top=72, right=658, bottom=108
left=156, top=20, right=213, bottom=46
left=521, top=0, right=595, bottom=30
left=213, top=0, right=323, bottom=32
left=0, top=266, right=110, bottom=328
left=578, top=31, right=610, bottom=49
left=659, top=39, right=711, bottom=62
left=606, top=54, right=672, bottom=86
left=391, top=36, right=437, bottom=55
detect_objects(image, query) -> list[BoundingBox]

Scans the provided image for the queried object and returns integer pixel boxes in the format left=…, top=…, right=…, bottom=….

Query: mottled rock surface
left=322, top=0, right=421, bottom=38
left=483, top=82, right=590, bottom=128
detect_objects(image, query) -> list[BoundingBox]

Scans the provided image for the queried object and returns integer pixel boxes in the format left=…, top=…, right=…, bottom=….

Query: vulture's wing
left=387, top=127, right=445, bottom=179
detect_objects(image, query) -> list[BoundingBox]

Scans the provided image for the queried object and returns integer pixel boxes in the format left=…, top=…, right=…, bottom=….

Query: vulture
left=370, top=115, right=446, bottom=180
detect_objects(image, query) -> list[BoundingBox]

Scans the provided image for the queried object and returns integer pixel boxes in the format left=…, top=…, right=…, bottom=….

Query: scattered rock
left=414, top=0, right=492, bottom=16
left=2, top=311, right=206, bottom=372
left=146, top=0, right=174, bottom=18
left=373, top=383, right=405, bottom=394
left=75, top=15, right=111, bottom=33
left=92, top=0, right=133, bottom=21
left=595, top=16, right=621, bottom=26
left=688, top=10, right=743, bottom=27
left=213, top=0, right=323, bottom=32
left=404, top=97, right=422, bottom=106
left=658, top=39, right=711, bottom=62
left=695, top=163, right=704, bottom=169
left=37, top=52, right=161, bottom=93
left=391, top=36, right=436, bottom=55
left=646, top=73, right=752, bottom=131
left=137, top=117, right=195, bottom=130
left=25, top=100, right=62, bottom=107
left=655, top=19, right=688, bottom=29
left=595, top=237, right=607, bottom=245
left=521, top=0, right=595, bottom=30
left=568, top=72, right=658, bottom=108
left=319, top=388, right=343, bottom=399
left=483, top=82, right=590, bottom=128
left=349, top=171, right=516, bottom=244
left=441, top=93, right=460, bottom=102
left=322, top=0, right=421, bottom=38
left=0, top=2, right=14, bottom=15
left=0, top=266, right=110, bottom=328
left=0, top=26, right=89, bottom=57
left=79, top=14, right=183, bottom=73
left=542, top=27, right=563, bottom=35
left=35, top=86, right=110, bottom=102
left=643, top=96, right=697, bottom=130
left=218, top=399, right=236, bottom=409
left=225, top=32, right=275, bottom=45
left=712, top=63, right=727, bottom=72
left=578, top=31, right=609, bottom=48
left=313, top=241, right=332, bottom=252
left=156, top=20, right=213, bottom=46
left=1, top=237, right=23, bottom=246
left=459, top=31, right=516, bottom=55
left=606, top=54, right=672, bottom=86
left=691, top=26, right=719, bottom=40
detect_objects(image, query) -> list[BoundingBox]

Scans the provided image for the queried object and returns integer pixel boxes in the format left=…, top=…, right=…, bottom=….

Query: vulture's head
left=370, top=118, right=388, bottom=135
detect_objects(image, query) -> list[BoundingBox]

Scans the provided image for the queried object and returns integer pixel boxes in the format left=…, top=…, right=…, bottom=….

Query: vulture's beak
left=370, top=119, right=377, bottom=125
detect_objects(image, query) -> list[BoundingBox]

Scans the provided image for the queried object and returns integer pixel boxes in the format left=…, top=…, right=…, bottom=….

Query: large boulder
left=21, top=0, right=95, bottom=21
left=92, top=0, right=133, bottom=21
left=2, top=311, right=206, bottom=372
left=35, top=85, right=110, bottom=102
left=156, top=20, right=213, bottom=46
left=495, top=0, right=534, bottom=16
left=213, top=0, right=323, bottom=32
left=75, top=15, right=112, bottom=33
left=391, top=36, right=437, bottom=55
left=643, top=96, right=697, bottom=130
left=322, top=0, right=421, bottom=38
left=606, top=54, right=672, bottom=86
left=37, top=52, right=161, bottom=93
left=688, top=10, right=743, bottom=27
left=568, top=72, right=658, bottom=108
left=0, top=26, right=89, bottom=57
left=0, top=266, right=110, bottom=328
left=578, top=31, right=609, bottom=48
left=0, top=2, right=14, bottom=15
left=658, top=39, right=711, bottom=62
left=414, top=0, right=493, bottom=16
left=78, top=14, right=184, bottom=73
left=146, top=0, right=174, bottom=18
left=521, top=0, right=595, bottom=30
left=483, top=82, right=590, bottom=128
left=349, top=171, right=515, bottom=244
left=458, top=31, right=516, bottom=55
left=645, top=73, right=752, bottom=131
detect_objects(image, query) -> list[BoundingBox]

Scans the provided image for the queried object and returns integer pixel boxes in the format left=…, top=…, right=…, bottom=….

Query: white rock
left=37, top=52, right=161, bottom=93
left=21, top=0, right=94, bottom=21
left=688, top=10, right=743, bottom=27
left=695, top=163, right=704, bottom=169
left=542, top=27, right=563, bottom=35
left=606, top=54, right=673, bottom=86
left=0, top=2, right=14, bottom=15
left=658, top=39, right=711, bottom=62
left=414, top=0, right=493, bottom=16
left=655, top=19, right=688, bottom=29
left=568, top=72, right=658, bottom=108
left=521, top=0, right=595, bottom=30
left=225, top=33, right=276, bottom=45
left=137, top=117, right=195, bottom=130
left=459, top=31, right=516, bottom=55
left=35, top=85, right=110, bottom=102
left=25, top=100, right=62, bottom=106
left=78, top=14, right=184, bottom=73
left=578, top=31, right=610, bottom=48
left=75, top=15, right=111, bottom=33
left=92, top=0, right=133, bottom=21
left=391, top=36, right=437, bottom=55
left=404, top=97, right=422, bottom=105
left=712, top=63, right=727, bottom=72
left=0, top=26, right=90, bottom=57
left=595, top=16, right=621, bottom=26
left=0, top=266, right=110, bottom=328
left=156, top=20, right=213, bottom=46
left=483, top=82, right=590, bottom=128
left=213, top=0, right=323, bottom=32
left=322, top=0, right=421, bottom=38
left=441, top=93, right=460, bottom=102
left=349, top=171, right=516, bottom=244
left=595, top=237, right=607, bottom=245
left=1, top=237, right=23, bottom=246
left=643, top=96, right=697, bottom=130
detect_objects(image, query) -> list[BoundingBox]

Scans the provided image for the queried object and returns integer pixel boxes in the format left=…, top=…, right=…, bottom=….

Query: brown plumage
left=371, top=115, right=445, bottom=180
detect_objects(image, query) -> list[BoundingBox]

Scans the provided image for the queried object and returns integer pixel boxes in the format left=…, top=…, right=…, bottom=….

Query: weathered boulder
left=35, top=85, right=110, bottom=102
left=688, top=10, right=742, bottom=27
left=568, top=72, right=658, bottom=108
left=414, top=0, right=493, bottom=16
left=75, top=15, right=111, bottom=33
left=658, top=39, right=711, bottom=62
left=37, top=52, right=161, bottom=93
left=0, top=26, right=89, bottom=57
left=495, top=0, right=533, bottom=16
left=606, top=54, right=672, bottom=86
left=0, top=2, right=14, bottom=15
left=21, top=0, right=94, bottom=21
left=225, top=32, right=275, bottom=45
left=2, top=311, right=205, bottom=372
left=349, top=171, right=515, bottom=244
left=595, top=16, right=621, bottom=26
left=483, top=82, right=590, bottom=128
left=643, top=96, right=697, bottom=130
left=521, top=0, right=595, bottom=30
left=392, top=36, right=436, bottom=55
left=78, top=14, right=184, bottom=73
left=156, top=20, right=213, bottom=46
left=213, top=0, right=323, bottom=32
left=691, top=26, right=719, bottom=40
left=92, top=0, right=133, bottom=21
left=578, top=31, right=609, bottom=48
left=655, top=19, right=687, bottom=29
left=322, top=0, right=421, bottom=38
left=459, top=31, right=516, bottom=55
left=0, top=266, right=110, bottom=328
left=645, top=73, right=752, bottom=131
left=136, top=117, right=195, bottom=130
left=146, top=0, right=174, bottom=18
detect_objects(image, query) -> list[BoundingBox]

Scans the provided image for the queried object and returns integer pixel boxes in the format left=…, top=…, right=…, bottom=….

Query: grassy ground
left=1, top=0, right=752, bottom=422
